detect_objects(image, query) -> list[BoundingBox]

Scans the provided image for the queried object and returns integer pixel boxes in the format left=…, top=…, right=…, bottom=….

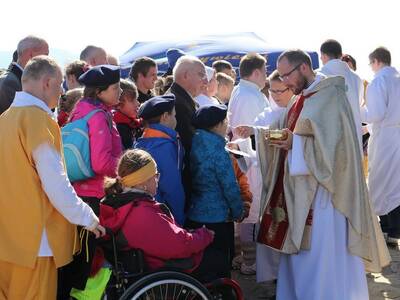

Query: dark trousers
left=186, top=220, right=234, bottom=282
left=57, top=196, right=101, bottom=300
left=380, top=205, right=400, bottom=238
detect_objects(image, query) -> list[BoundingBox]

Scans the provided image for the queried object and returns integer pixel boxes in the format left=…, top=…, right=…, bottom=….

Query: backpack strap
left=83, top=108, right=113, bottom=130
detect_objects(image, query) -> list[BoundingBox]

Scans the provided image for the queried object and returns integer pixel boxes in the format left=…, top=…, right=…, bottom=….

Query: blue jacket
left=188, top=129, right=243, bottom=223
left=135, top=124, right=186, bottom=225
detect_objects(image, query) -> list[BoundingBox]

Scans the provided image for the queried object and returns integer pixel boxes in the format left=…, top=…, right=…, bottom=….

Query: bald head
left=80, top=45, right=108, bottom=66
left=173, top=56, right=207, bottom=98
left=16, top=35, right=49, bottom=68
left=22, top=56, right=63, bottom=109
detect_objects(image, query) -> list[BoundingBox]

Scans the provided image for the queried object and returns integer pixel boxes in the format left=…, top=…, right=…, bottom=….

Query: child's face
left=120, top=95, right=140, bottom=119
left=212, top=118, right=228, bottom=137
left=162, top=107, right=177, bottom=130
left=217, top=82, right=234, bottom=102
left=98, top=82, right=122, bottom=107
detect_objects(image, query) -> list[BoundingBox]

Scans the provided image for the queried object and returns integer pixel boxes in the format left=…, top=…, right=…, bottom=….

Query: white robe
left=320, top=59, right=364, bottom=153
left=361, top=66, right=400, bottom=215
left=228, top=79, right=269, bottom=223
left=253, top=103, right=284, bottom=282
left=277, top=135, right=369, bottom=300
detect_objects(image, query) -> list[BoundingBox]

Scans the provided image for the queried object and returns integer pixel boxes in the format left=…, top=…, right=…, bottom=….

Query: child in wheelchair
left=97, top=149, right=241, bottom=296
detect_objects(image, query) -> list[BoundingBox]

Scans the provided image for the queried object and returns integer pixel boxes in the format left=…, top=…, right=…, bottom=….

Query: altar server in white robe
left=236, top=49, right=390, bottom=300
left=319, top=39, right=364, bottom=152
left=361, top=47, right=400, bottom=243
left=228, top=53, right=269, bottom=274
left=254, top=70, right=294, bottom=283
left=234, top=70, right=294, bottom=281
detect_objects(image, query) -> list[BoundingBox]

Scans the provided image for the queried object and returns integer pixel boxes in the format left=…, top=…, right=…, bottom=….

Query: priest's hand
left=269, top=128, right=293, bottom=150
left=233, top=125, right=254, bottom=138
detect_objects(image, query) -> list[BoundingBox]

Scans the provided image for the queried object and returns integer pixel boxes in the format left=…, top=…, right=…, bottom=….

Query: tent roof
left=120, top=32, right=319, bottom=76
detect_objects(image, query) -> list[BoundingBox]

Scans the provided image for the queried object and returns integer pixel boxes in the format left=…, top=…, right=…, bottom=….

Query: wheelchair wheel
left=119, top=271, right=212, bottom=300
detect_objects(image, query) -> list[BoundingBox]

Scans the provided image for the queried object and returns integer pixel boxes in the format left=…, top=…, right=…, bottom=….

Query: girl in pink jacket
left=58, top=65, right=124, bottom=297
left=69, top=65, right=123, bottom=215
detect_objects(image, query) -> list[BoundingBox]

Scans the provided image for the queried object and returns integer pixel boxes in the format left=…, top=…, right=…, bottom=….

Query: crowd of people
left=0, top=35, right=399, bottom=300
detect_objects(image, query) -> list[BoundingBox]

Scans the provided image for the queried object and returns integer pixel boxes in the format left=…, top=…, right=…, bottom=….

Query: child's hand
left=226, top=142, right=239, bottom=151
left=243, top=201, right=251, bottom=219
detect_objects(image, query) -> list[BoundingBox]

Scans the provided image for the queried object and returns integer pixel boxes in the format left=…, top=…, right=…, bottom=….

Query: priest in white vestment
left=361, top=47, right=400, bottom=243
left=319, top=39, right=364, bottom=153
left=236, top=50, right=390, bottom=300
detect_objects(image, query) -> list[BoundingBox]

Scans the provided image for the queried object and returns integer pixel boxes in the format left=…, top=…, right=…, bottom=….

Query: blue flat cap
left=138, top=94, right=176, bottom=120
left=78, top=64, right=120, bottom=87
left=192, top=104, right=227, bottom=129
left=166, top=48, right=186, bottom=69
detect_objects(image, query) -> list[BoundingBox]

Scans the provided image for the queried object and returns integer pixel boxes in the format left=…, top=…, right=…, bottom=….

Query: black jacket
left=0, top=63, right=23, bottom=115
left=168, top=82, right=198, bottom=207
left=137, top=89, right=154, bottom=104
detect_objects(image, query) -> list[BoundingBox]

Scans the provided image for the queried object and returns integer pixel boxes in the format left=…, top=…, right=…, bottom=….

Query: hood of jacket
left=100, top=191, right=153, bottom=232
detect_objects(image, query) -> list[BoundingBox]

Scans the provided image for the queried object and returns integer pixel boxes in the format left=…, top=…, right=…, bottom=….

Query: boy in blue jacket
left=135, top=94, right=186, bottom=225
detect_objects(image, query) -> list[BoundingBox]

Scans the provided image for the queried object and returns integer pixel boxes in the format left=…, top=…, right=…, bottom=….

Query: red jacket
left=100, top=192, right=213, bottom=271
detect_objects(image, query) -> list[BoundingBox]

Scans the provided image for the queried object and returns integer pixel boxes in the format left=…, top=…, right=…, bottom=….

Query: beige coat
left=256, top=76, right=390, bottom=273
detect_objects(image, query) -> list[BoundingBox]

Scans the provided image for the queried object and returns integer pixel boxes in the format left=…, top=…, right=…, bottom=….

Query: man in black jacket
left=168, top=56, right=207, bottom=208
left=0, top=36, right=49, bottom=115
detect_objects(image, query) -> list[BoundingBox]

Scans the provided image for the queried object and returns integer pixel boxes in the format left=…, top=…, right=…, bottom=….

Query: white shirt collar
left=12, top=62, right=24, bottom=71
left=11, top=91, right=55, bottom=120
left=375, top=66, right=398, bottom=78
left=305, top=72, right=326, bottom=93
left=239, top=79, right=261, bottom=91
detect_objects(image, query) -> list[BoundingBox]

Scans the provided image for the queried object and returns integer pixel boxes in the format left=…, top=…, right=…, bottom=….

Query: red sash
left=257, top=92, right=316, bottom=250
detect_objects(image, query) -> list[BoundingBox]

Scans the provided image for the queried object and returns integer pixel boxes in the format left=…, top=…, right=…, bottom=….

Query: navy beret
left=166, top=48, right=186, bottom=68
left=78, top=64, right=120, bottom=87
left=138, top=94, right=176, bottom=120
left=192, top=104, right=227, bottom=129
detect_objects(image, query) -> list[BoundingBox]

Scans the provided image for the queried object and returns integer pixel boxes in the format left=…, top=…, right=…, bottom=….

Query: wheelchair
left=101, top=229, right=244, bottom=300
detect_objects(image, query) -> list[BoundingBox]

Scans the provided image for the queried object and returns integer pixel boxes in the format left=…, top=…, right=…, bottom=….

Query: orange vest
left=0, top=106, right=77, bottom=268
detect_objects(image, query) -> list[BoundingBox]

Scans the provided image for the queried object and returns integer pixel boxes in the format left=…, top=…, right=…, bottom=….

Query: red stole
left=257, top=92, right=316, bottom=250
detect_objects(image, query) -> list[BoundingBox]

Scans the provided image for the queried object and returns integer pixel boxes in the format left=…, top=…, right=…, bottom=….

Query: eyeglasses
left=197, top=72, right=208, bottom=81
left=279, top=63, right=302, bottom=81
left=269, top=87, right=289, bottom=95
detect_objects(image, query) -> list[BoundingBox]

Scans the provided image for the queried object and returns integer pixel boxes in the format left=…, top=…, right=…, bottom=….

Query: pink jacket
left=100, top=194, right=214, bottom=271
left=70, top=98, right=122, bottom=199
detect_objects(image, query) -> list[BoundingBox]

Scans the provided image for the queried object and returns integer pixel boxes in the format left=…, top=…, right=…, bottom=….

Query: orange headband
left=120, top=159, right=157, bottom=187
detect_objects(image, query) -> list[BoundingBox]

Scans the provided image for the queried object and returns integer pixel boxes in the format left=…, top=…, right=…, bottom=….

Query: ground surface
left=234, top=245, right=400, bottom=300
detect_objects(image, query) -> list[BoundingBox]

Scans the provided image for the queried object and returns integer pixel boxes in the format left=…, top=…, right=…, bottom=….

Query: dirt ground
left=234, top=245, right=400, bottom=300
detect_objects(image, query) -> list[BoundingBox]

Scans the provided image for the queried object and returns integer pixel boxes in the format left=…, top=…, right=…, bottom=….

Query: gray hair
left=17, top=36, right=47, bottom=56
left=80, top=45, right=104, bottom=62
left=173, top=56, right=204, bottom=81
left=22, top=55, right=61, bottom=82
